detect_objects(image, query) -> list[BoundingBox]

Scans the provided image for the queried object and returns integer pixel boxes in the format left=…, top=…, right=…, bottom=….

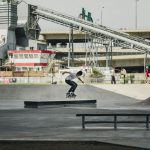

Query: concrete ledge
left=0, top=140, right=147, bottom=150
left=24, top=100, right=97, bottom=108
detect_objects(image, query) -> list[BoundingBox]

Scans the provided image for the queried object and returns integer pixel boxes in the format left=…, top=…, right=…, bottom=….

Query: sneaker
left=70, top=92, right=76, bottom=97
left=66, top=92, right=70, bottom=97
left=66, top=92, right=70, bottom=95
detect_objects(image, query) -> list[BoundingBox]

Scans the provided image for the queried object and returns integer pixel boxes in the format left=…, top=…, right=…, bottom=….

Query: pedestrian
left=121, top=68, right=126, bottom=84
left=62, top=70, right=84, bottom=97
left=145, top=66, right=149, bottom=84
left=111, top=65, right=116, bottom=84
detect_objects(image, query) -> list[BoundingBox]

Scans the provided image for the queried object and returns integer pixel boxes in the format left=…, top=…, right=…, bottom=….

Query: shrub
left=90, top=68, right=104, bottom=78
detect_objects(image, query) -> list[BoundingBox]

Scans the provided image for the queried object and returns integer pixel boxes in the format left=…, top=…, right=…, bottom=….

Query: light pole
left=135, top=0, right=139, bottom=29
left=101, top=6, right=104, bottom=25
left=7, top=0, right=11, bottom=28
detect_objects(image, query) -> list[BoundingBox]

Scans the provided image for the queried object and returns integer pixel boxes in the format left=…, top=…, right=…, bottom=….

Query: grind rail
left=76, top=113, right=150, bottom=129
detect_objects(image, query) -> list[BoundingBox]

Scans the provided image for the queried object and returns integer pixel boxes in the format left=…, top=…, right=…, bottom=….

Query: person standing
left=121, top=68, right=126, bottom=84
left=111, top=65, right=116, bottom=84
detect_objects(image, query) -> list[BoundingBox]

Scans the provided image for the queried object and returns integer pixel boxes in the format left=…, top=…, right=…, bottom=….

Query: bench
left=76, top=113, right=150, bottom=129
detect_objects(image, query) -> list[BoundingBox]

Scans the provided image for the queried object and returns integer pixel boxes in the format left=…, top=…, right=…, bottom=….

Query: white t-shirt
left=65, top=73, right=77, bottom=80
left=111, top=68, right=115, bottom=76
left=121, top=69, right=126, bottom=75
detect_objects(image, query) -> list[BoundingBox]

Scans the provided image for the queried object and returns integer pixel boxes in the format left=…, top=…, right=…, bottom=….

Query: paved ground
left=0, top=84, right=150, bottom=149
left=92, top=84, right=150, bottom=100
left=0, top=84, right=141, bottom=110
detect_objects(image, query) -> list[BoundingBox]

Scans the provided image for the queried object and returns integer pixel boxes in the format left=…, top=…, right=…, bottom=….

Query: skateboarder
left=62, top=70, right=84, bottom=97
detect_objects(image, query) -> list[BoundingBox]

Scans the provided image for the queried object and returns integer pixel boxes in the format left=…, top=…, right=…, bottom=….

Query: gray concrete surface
left=92, top=84, right=150, bottom=100
left=0, top=84, right=150, bottom=149
left=0, top=84, right=140, bottom=109
left=0, top=141, right=147, bottom=150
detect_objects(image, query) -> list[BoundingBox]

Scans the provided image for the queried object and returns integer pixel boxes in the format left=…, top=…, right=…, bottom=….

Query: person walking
left=111, top=65, right=116, bottom=84
left=145, top=66, right=149, bottom=84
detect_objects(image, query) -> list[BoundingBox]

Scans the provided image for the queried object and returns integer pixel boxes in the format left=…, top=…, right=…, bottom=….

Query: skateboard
left=66, top=92, right=76, bottom=99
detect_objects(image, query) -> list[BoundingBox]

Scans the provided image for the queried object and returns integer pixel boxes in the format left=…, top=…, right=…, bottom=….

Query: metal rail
left=76, top=113, right=150, bottom=129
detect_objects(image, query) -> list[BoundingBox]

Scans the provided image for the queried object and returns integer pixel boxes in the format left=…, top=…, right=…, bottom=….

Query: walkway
left=91, top=84, right=150, bottom=100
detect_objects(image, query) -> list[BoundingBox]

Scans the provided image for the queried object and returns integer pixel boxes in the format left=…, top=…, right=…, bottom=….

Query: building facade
left=7, top=49, right=56, bottom=71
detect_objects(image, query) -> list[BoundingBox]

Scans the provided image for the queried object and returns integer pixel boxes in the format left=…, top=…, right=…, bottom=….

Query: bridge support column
left=68, top=26, right=74, bottom=67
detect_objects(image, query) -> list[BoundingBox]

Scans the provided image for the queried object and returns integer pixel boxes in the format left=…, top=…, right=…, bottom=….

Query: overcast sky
left=21, top=0, right=150, bottom=32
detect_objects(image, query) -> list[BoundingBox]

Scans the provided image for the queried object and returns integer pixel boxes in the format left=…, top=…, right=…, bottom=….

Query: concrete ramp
left=0, top=84, right=92, bottom=100
left=0, top=84, right=138, bottom=109
left=136, top=97, right=150, bottom=106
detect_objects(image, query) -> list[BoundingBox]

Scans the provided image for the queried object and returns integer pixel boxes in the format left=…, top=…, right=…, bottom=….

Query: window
left=16, top=67, right=21, bottom=71
left=22, top=67, right=28, bottom=71
left=19, top=54, right=23, bottom=59
left=29, top=54, right=33, bottom=58
left=24, top=54, right=29, bottom=59
left=41, top=53, right=48, bottom=59
left=14, top=54, right=18, bottom=59
left=9, top=53, right=13, bottom=58
left=29, top=68, right=34, bottom=71
left=34, top=54, right=39, bottom=58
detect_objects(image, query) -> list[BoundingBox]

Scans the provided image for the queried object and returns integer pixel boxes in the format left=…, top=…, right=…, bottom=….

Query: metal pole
left=68, top=28, right=71, bottom=68
left=105, top=45, right=108, bottom=67
left=95, top=40, right=98, bottom=67
left=7, top=0, right=10, bottom=28
left=71, top=26, right=74, bottom=66
left=28, top=68, right=29, bottom=83
left=144, top=52, right=147, bottom=73
left=110, top=39, right=113, bottom=66
left=135, top=0, right=139, bottom=29
left=85, top=33, right=87, bottom=66
left=101, top=7, right=104, bottom=25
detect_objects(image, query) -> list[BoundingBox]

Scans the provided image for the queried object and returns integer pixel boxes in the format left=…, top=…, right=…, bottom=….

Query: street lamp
left=101, top=6, right=104, bottom=25
left=135, top=0, right=139, bottom=29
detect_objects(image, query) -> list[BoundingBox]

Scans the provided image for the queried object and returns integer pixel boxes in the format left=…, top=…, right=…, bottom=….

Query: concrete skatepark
left=0, top=84, right=150, bottom=150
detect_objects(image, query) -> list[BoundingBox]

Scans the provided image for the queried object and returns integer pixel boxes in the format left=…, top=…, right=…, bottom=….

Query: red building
left=8, top=49, right=56, bottom=71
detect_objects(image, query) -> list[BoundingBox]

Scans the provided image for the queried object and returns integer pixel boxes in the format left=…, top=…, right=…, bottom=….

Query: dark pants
left=123, top=75, right=125, bottom=84
left=111, top=75, right=116, bottom=84
left=65, top=80, right=78, bottom=93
